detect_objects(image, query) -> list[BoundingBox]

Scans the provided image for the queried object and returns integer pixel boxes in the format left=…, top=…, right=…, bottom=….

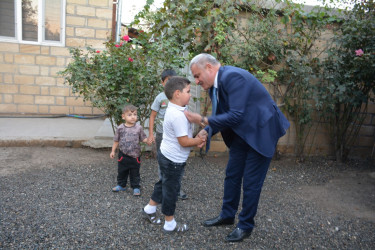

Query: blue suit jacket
left=207, top=66, right=290, bottom=158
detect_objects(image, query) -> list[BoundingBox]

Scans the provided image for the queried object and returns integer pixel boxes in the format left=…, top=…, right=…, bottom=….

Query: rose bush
left=317, top=1, right=375, bottom=162
left=59, top=33, right=186, bottom=132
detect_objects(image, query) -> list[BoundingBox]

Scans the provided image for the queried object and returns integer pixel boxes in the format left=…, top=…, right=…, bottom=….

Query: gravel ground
left=0, top=147, right=374, bottom=249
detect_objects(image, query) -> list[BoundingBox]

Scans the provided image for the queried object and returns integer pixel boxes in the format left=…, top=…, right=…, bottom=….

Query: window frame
left=0, top=0, right=66, bottom=47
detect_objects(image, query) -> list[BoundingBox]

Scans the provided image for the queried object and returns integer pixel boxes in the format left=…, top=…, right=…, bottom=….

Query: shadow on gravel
left=1, top=147, right=374, bottom=249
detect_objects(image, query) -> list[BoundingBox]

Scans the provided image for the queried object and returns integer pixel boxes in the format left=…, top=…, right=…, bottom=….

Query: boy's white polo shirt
left=160, top=102, right=193, bottom=163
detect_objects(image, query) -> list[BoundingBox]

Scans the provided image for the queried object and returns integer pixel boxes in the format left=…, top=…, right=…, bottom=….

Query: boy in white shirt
left=142, top=76, right=206, bottom=232
left=148, top=69, right=188, bottom=200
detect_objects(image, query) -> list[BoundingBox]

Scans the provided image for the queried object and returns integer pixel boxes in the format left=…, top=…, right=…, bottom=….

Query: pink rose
left=115, top=44, right=121, bottom=48
left=123, top=35, right=130, bottom=42
left=96, top=50, right=100, bottom=53
left=355, top=49, right=364, bottom=56
left=128, top=57, right=133, bottom=62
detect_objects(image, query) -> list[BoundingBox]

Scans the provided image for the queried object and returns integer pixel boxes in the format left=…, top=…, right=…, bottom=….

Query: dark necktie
left=206, top=87, right=217, bottom=152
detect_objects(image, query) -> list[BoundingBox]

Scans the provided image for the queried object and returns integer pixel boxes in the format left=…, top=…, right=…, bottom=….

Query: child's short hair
left=161, top=69, right=177, bottom=82
left=123, top=104, right=137, bottom=113
left=164, top=76, right=190, bottom=100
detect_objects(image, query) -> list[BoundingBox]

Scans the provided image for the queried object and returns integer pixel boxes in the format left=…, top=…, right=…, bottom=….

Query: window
left=0, top=0, right=65, bottom=46
left=0, top=0, right=16, bottom=38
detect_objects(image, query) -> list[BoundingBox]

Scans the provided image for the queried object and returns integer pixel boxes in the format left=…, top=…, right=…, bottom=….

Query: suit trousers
left=220, top=133, right=271, bottom=231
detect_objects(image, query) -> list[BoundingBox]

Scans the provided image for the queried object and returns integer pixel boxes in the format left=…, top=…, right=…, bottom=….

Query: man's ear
left=205, top=63, right=212, bottom=71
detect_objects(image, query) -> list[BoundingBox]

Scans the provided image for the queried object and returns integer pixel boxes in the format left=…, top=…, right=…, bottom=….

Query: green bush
left=59, top=34, right=186, bottom=132
left=317, top=1, right=375, bottom=162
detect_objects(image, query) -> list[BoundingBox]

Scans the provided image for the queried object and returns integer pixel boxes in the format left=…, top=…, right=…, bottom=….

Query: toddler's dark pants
left=117, top=151, right=141, bottom=189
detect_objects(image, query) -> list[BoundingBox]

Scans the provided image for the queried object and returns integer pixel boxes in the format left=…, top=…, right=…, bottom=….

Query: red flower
left=96, top=50, right=100, bottom=53
left=115, top=44, right=121, bottom=48
left=123, top=35, right=130, bottom=42
left=128, top=57, right=134, bottom=62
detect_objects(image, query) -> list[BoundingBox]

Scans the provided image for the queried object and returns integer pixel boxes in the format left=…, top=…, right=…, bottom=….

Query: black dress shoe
left=225, top=227, right=252, bottom=242
left=203, top=215, right=234, bottom=227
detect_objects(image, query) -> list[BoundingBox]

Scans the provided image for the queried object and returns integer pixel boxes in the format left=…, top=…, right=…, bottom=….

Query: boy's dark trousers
left=117, top=151, right=141, bottom=189
left=156, top=132, right=185, bottom=197
left=151, top=151, right=185, bottom=216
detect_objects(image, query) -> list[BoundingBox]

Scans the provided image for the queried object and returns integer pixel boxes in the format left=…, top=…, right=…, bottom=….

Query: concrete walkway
left=0, top=117, right=115, bottom=148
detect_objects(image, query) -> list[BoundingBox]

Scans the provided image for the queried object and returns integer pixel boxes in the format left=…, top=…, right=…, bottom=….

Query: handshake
left=195, top=129, right=208, bottom=148
left=184, top=110, right=209, bottom=149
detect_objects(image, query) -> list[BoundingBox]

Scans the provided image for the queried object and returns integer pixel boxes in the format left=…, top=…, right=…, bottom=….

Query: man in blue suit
left=185, top=53, right=290, bottom=242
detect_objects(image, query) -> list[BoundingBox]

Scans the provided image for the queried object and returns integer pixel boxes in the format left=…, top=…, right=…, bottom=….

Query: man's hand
left=196, top=129, right=208, bottom=148
left=184, top=110, right=202, bottom=125
left=197, top=129, right=208, bottom=140
left=195, top=134, right=206, bottom=148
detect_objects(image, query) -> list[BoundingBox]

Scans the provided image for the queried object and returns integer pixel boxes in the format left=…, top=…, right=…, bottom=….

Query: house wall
left=0, top=0, right=113, bottom=116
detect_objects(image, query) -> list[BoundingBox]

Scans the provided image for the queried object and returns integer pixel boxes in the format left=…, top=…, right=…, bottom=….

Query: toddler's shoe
left=133, top=188, right=141, bottom=196
left=112, top=185, right=126, bottom=192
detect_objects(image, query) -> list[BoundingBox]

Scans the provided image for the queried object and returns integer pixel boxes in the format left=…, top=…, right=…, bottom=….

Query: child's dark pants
left=151, top=151, right=185, bottom=216
left=117, top=151, right=141, bottom=189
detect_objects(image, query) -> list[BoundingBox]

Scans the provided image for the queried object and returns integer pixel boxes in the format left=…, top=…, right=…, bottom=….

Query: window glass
left=22, top=0, right=38, bottom=42
left=0, top=0, right=15, bottom=37
left=45, top=0, right=61, bottom=41
left=0, top=0, right=64, bottom=45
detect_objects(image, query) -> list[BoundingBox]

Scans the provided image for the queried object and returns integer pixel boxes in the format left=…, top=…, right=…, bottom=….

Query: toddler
left=110, top=104, right=149, bottom=196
